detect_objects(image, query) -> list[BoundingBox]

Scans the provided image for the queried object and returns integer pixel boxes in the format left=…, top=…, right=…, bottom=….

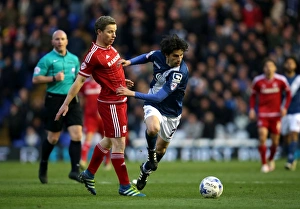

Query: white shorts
left=143, top=105, right=181, bottom=142
left=281, top=113, right=300, bottom=135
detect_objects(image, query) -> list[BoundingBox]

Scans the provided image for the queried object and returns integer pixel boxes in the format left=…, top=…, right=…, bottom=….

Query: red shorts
left=84, top=114, right=104, bottom=136
left=257, top=117, right=281, bottom=134
left=98, top=102, right=128, bottom=138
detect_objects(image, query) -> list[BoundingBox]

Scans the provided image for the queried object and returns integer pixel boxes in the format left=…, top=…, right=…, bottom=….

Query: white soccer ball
left=199, top=176, right=223, bottom=198
left=132, top=179, right=137, bottom=185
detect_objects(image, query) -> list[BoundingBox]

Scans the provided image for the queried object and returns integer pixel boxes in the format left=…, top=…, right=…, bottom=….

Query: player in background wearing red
left=79, top=77, right=111, bottom=170
left=55, top=16, right=145, bottom=197
left=249, top=59, right=291, bottom=173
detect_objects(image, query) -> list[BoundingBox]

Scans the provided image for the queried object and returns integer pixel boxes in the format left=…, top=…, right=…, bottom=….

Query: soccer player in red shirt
left=249, top=59, right=291, bottom=173
left=79, top=77, right=111, bottom=170
left=55, top=16, right=145, bottom=197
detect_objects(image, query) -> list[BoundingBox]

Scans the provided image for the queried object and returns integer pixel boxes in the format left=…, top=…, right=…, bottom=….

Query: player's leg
left=109, top=136, right=144, bottom=197
left=39, top=94, right=64, bottom=184
left=105, top=103, right=145, bottom=196
left=66, top=100, right=83, bottom=182
left=155, top=115, right=181, bottom=162
left=257, top=124, right=269, bottom=173
left=267, top=117, right=281, bottom=171
left=80, top=132, right=94, bottom=169
left=80, top=102, right=145, bottom=196
left=80, top=137, right=111, bottom=195
left=280, top=115, right=289, bottom=159
left=81, top=116, right=98, bottom=169
left=39, top=131, right=61, bottom=184
left=103, top=150, right=111, bottom=170
left=97, top=115, right=111, bottom=170
left=285, top=114, right=299, bottom=170
left=285, top=132, right=298, bottom=170
left=67, top=125, right=82, bottom=182
left=143, top=105, right=163, bottom=171
left=79, top=102, right=112, bottom=195
left=268, top=133, right=280, bottom=171
left=136, top=115, right=180, bottom=190
left=156, top=137, right=170, bottom=162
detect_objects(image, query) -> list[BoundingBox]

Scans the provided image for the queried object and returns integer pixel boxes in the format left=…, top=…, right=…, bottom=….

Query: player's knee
left=69, top=131, right=82, bottom=141
left=48, top=137, right=59, bottom=145
left=147, top=126, right=160, bottom=136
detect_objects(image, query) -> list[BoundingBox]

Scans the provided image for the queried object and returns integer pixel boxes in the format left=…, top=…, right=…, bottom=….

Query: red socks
left=259, top=145, right=267, bottom=165
left=111, top=153, right=130, bottom=185
left=87, top=143, right=109, bottom=174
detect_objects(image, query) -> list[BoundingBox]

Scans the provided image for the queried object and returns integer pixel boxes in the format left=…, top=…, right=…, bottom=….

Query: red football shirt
left=79, top=42, right=127, bottom=103
left=249, top=73, right=291, bottom=117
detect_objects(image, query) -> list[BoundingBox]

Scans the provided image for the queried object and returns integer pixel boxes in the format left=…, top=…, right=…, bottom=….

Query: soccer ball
left=199, top=176, right=223, bottom=198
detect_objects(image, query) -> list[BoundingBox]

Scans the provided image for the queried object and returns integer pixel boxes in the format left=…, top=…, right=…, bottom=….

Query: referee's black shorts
left=43, top=92, right=83, bottom=132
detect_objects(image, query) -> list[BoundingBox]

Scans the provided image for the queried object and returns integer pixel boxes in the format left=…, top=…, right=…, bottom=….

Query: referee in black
left=32, top=30, right=83, bottom=184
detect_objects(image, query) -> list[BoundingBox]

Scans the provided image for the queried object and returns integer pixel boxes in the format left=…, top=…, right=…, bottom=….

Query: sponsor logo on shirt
left=172, top=73, right=182, bottom=83
left=261, top=83, right=279, bottom=94
left=107, top=54, right=120, bottom=67
left=261, top=87, right=280, bottom=94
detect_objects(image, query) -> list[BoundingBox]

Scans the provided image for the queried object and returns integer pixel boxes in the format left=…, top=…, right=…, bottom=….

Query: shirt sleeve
left=33, top=56, right=50, bottom=76
left=130, top=53, right=149, bottom=65
left=135, top=88, right=169, bottom=102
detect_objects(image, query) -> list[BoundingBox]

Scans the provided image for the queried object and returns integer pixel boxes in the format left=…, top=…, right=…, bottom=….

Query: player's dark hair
left=94, top=16, right=116, bottom=33
left=160, top=34, right=189, bottom=55
left=284, top=55, right=299, bottom=73
left=284, top=56, right=298, bottom=67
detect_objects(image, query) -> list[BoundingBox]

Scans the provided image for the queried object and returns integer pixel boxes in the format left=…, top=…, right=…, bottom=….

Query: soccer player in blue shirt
left=117, top=34, right=189, bottom=190
left=281, top=56, right=299, bottom=170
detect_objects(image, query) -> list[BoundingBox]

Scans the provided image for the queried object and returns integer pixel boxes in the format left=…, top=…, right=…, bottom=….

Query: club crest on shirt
left=155, top=73, right=165, bottom=84
left=171, top=82, right=178, bottom=90
left=81, top=62, right=87, bottom=70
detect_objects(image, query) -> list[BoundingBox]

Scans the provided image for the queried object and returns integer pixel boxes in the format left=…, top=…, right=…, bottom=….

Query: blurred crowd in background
left=0, top=0, right=300, bottom=149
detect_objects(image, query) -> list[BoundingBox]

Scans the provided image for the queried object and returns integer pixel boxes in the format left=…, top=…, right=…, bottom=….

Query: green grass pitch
left=0, top=160, right=299, bottom=209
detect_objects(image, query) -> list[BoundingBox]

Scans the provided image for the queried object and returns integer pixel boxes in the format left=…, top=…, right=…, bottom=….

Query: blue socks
left=287, top=141, right=298, bottom=163
left=145, top=130, right=157, bottom=150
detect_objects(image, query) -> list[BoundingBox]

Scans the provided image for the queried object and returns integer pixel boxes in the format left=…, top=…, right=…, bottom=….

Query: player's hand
left=125, top=79, right=134, bottom=88
left=281, top=108, right=287, bottom=117
left=116, top=85, right=135, bottom=97
left=55, top=105, right=69, bottom=121
left=118, top=59, right=131, bottom=67
left=56, top=71, right=65, bottom=81
left=248, top=109, right=256, bottom=120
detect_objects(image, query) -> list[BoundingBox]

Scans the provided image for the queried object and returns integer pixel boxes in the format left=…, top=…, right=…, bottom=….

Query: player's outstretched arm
left=118, top=59, right=131, bottom=67
left=116, top=86, right=168, bottom=103
left=55, top=75, right=86, bottom=121
left=116, top=85, right=135, bottom=97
